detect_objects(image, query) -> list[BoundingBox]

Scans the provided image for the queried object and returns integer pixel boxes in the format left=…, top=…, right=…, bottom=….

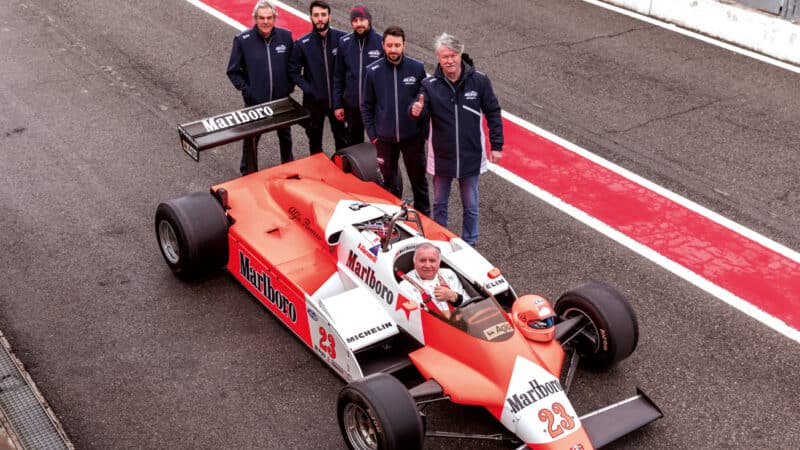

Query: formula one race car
left=156, top=98, right=662, bottom=449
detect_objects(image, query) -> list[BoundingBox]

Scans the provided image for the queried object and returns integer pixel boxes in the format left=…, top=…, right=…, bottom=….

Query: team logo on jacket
left=332, top=48, right=338, bottom=55
left=368, top=49, right=380, bottom=58
left=301, top=37, right=310, bottom=44
left=464, top=90, right=478, bottom=100
left=275, top=44, right=287, bottom=53
left=403, top=76, right=417, bottom=85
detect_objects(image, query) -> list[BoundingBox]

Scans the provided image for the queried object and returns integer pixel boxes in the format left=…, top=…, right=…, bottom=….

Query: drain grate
left=0, top=332, right=72, bottom=450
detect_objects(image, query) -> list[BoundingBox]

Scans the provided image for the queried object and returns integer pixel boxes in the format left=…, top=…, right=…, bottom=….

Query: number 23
left=318, top=326, right=336, bottom=359
left=538, top=402, right=575, bottom=438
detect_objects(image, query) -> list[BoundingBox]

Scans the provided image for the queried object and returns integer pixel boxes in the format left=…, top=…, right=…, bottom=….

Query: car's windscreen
left=445, top=297, right=515, bottom=342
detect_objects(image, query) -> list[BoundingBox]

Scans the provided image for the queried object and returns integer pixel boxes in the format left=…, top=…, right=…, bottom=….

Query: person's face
left=414, top=247, right=441, bottom=281
left=437, top=46, right=462, bottom=80
left=255, top=7, right=276, bottom=36
left=383, top=35, right=404, bottom=63
left=351, top=16, right=369, bottom=35
left=310, top=6, right=330, bottom=33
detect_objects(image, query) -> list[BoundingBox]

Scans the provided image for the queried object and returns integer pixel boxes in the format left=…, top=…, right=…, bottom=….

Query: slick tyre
left=335, top=142, right=380, bottom=183
left=154, top=191, right=229, bottom=280
left=337, top=373, right=424, bottom=450
left=555, top=281, right=638, bottom=369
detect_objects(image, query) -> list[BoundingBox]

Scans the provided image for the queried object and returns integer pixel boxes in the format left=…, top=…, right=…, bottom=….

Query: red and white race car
left=156, top=99, right=661, bottom=449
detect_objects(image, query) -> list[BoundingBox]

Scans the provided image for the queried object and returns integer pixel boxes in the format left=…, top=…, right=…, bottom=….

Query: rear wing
left=177, top=97, right=309, bottom=162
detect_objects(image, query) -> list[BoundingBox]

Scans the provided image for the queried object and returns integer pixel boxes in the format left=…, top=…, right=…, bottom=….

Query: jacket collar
left=253, top=24, right=276, bottom=40
left=434, top=61, right=473, bottom=86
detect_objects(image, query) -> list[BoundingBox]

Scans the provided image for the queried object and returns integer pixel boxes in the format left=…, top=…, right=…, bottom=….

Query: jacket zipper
left=322, top=36, right=331, bottom=108
left=265, top=36, right=273, bottom=100
left=393, top=64, right=399, bottom=142
left=358, top=39, right=364, bottom=108
left=445, top=79, right=460, bottom=177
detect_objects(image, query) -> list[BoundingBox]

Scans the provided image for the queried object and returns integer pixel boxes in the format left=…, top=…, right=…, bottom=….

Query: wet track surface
left=1, top=0, right=799, bottom=448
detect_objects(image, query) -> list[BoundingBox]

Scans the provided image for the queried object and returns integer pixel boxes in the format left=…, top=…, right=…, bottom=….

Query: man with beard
left=333, top=3, right=383, bottom=146
left=361, top=26, right=430, bottom=215
left=289, top=1, right=347, bottom=154
left=410, top=33, right=503, bottom=246
left=227, top=0, right=294, bottom=174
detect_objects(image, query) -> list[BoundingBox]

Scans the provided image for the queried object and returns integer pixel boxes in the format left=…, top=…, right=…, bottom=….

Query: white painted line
left=271, top=0, right=307, bottom=20
left=499, top=111, right=800, bottom=265
left=491, top=163, right=800, bottom=344
left=184, top=0, right=246, bottom=31
left=579, top=0, right=800, bottom=75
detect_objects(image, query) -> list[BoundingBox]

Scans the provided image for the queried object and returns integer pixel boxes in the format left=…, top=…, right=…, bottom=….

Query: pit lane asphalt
left=0, top=0, right=798, bottom=448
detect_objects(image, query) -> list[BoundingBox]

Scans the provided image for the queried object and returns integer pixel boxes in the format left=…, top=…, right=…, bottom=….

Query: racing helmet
left=512, top=295, right=556, bottom=342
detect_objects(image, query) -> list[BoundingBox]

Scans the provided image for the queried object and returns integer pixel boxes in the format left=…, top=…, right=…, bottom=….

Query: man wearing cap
left=289, top=0, right=347, bottom=154
left=227, top=0, right=295, bottom=174
left=333, top=3, right=383, bottom=146
left=361, top=25, right=430, bottom=215
left=410, top=33, right=503, bottom=246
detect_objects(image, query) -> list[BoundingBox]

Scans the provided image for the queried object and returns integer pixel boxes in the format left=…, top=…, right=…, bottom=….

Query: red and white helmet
left=512, top=295, right=556, bottom=342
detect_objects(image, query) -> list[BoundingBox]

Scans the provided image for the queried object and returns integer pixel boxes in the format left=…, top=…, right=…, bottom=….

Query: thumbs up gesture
left=410, top=94, right=424, bottom=118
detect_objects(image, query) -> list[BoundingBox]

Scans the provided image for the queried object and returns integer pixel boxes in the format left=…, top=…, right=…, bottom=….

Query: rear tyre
left=555, top=281, right=638, bottom=369
left=334, top=142, right=380, bottom=183
left=154, top=191, right=229, bottom=280
left=337, top=373, right=424, bottom=450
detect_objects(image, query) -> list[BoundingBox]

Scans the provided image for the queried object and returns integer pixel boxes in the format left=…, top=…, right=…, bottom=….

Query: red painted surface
left=200, top=0, right=800, bottom=331
left=210, top=0, right=310, bottom=38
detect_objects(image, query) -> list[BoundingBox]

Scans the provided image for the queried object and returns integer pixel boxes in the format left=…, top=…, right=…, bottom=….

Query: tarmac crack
left=493, top=25, right=653, bottom=57
left=170, top=50, right=216, bottom=75
left=3, top=128, right=25, bottom=138
left=603, top=97, right=731, bottom=134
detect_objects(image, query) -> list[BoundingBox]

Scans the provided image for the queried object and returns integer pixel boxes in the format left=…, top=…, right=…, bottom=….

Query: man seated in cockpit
left=399, top=242, right=467, bottom=318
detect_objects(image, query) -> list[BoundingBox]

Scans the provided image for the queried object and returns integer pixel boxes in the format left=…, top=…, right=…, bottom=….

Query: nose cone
left=499, top=356, right=588, bottom=446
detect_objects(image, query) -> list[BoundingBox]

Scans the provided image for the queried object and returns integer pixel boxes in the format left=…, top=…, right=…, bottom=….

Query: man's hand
left=490, top=150, right=503, bottom=164
left=410, top=94, right=424, bottom=118
left=433, top=285, right=457, bottom=303
left=334, top=108, right=345, bottom=121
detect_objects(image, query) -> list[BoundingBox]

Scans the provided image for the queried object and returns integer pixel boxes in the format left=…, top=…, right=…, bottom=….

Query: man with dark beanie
left=289, top=0, right=347, bottom=154
left=333, top=3, right=383, bottom=146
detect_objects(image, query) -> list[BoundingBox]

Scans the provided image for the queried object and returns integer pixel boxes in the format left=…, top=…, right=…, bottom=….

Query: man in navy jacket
left=226, top=1, right=294, bottom=174
left=333, top=4, right=383, bottom=146
left=411, top=33, right=503, bottom=246
left=289, top=0, right=347, bottom=153
left=361, top=26, right=430, bottom=215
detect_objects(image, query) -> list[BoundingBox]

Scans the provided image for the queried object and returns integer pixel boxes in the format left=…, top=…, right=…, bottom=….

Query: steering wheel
left=465, top=305, right=501, bottom=326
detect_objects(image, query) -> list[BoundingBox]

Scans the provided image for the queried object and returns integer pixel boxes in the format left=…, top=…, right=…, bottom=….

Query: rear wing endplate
left=177, top=97, right=309, bottom=161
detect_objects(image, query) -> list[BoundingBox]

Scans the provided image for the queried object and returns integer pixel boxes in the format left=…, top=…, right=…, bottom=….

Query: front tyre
left=337, top=373, right=424, bottom=450
left=555, top=281, right=638, bottom=369
left=154, top=191, right=229, bottom=279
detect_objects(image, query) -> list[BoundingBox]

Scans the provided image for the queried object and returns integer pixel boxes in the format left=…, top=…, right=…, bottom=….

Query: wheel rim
left=343, top=403, right=379, bottom=450
left=561, top=307, right=600, bottom=354
left=158, top=220, right=180, bottom=264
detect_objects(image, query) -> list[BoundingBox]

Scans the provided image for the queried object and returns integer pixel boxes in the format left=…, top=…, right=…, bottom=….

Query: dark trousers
left=343, top=107, right=365, bottom=146
left=305, top=102, right=347, bottom=154
left=240, top=127, right=293, bottom=175
left=376, top=134, right=430, bottom=216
